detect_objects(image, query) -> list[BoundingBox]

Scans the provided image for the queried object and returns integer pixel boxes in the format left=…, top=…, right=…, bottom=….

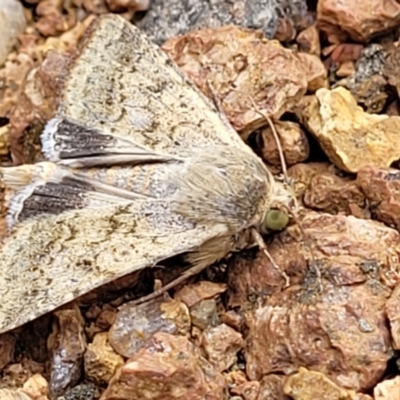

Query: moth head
left=264, top=208, right=289, bottom=231
left=261, top=176, right=299, bottom=234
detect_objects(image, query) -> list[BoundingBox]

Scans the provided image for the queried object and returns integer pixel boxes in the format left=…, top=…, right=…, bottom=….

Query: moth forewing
left=0, top=14, right=295, bottom=334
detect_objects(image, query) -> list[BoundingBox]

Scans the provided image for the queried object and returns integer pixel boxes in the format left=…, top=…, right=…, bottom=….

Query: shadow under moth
left=0, top=14, right=296, bottom=334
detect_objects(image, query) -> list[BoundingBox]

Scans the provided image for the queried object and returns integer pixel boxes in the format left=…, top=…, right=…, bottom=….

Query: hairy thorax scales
left=171, top=145, right=275, bottom=233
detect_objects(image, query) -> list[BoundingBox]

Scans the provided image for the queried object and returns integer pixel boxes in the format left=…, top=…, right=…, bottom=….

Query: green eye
left=264, top=209, right=289, bottom=231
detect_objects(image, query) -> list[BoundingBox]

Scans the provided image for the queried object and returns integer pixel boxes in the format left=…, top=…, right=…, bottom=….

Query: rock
left=95, top=308, right=117, bottom=331
left=296, top=24, right=321, bottom=56
left=0, top=389, right=32, bottom=400
left=0, top=0, right=26, bottom=66
left=299, top=88, right=400, bottom=173
left=297, top=53, right=329, bottom=92
left=21, top=374, right=49, bottom=400
left=47, top=308, right=86, bottom=398
left=225, top=370, right=260, bottom=399
left=105, top=0, right=149, bottom=13
left=101, top=332, right=225, bottom=400
left=0, top=359, right=45, bottom=392
left=162, top=25, right=307, bottom=138
left=84, top=333, right=124, bottom=385
left=287, top=162, right=333, bottom=200
left=336, top=62, right=356, bottom=78
left=335, top=44, right=388, bottom=113
left=374, top=376, right=400, bottom=400
left=258, top=375, right=290, bottom=400
left=190, top=299, right=220, bottom=331
left=137, top=0, right=308, bottom=46
left=109, top=298, right=190, bottom=358
left=174, top=281, right=227, bottom=308
left=227, top=212, right=399, bottom=391
left=357, top=165, right=400, bottom=230
left=384, top=44, right=400, bottom=101
left=317, top=0, right=400, bottom=42
left=303, top=170, right=366, bottom=216
left=283, top=368, right=368, bottom=400
left=200, top=324, right=243, bottom=372
left=230, top=381, right=260, bottom=400
left=7, top=50, right=69, bottom=165
left=324, top=43, right=363, bottom=74
left=35, top=0, right=76, bottom=37
left=257, top=120, right=309, bottom=169
left=385, top=285, right=400, bottom=350
left=56, top=383, right=96, bottom=400
left=219, top=310, right=243, bottom=332
left=0, top=333, right=16, bottom=371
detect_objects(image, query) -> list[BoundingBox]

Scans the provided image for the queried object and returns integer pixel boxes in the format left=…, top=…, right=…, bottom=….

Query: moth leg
left=251, top=228, right=290, bottom=287
left=127, top=262, right=209, bottom=306
left=129, top=234, right=235, bottom=306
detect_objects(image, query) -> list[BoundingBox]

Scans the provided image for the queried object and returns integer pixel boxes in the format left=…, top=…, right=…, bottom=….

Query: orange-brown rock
left=101, top=332, right=225, bottom=400
left=162, top=25, right=307, bottom=138
left=287, top=162, right=332, bottom=200
left=189, top=299, right=220, bottom=331
left=21, top=374, right=48, bottom=400
left=109, top=297, right=190, bottom=358
left=84, top=332, right=124, bottom=385
left=296, top=24, right=321, bottom=56
left=34, top=0, right=79, bottom=37
left=47, top=307, right=86, bottom=398
left=105, top=0, right=149, bottom=12
left=304, top=170, right=366, bottom=216
left=0, top=389, right=33, bottom=400
left=357, top=165, right=400, bottom=230
left=374, top=375, right=400, bottom=400
left=174, top=281, right=227, bottom=308
left=230, top=380, right=260, bottom=400
left=297, top=52, right=328, bottom=92
left=257, top=121, right=309, bottom=169
left=284, top=368, right=372, bottom=400
left=385, top=285, right=400, bottom=350
left=258, top=375, right=290, bottom=400
left=200, top=324, right=243, bottom=372
left=0, top=334, right=16, bottom=371
left=317, top=0, right=400, bottom=42
left=384, top=44, right=400, bottom=100
left=227, top=212, right=399, bottom=391
left=299, top=88, right=400, bottom=173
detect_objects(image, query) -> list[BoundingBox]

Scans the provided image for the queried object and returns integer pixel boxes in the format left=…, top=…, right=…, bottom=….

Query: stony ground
left=1, top=0, right=400, bottom=399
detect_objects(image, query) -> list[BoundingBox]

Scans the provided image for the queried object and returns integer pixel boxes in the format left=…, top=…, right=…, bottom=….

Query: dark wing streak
left=41, top=117, right=185, bottom=167
left=40, top=14, right=253, bottom=169
left=2, top=162, right=163, bottom=227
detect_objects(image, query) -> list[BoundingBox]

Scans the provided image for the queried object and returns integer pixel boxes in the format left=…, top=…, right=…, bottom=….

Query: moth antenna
left=206, top=81, right=288, bottom=181
left=251, top=228, right=290, bottom=287
left=206, top=80, right=225, bottom=113
left=231, top=89, right=288, bottom=182
left=128, top=263, right=207, bottom=306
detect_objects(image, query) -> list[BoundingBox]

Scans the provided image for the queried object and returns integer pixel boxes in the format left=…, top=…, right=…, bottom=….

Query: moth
left=0, top=14, right=295, bottom=334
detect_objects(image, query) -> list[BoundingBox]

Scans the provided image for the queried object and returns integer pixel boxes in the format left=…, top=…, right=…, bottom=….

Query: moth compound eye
left=264, top=209, right=289, bottom=231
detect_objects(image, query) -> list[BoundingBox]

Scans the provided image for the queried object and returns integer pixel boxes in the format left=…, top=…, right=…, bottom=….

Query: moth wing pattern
left=43, top=13, right=253, bottom=167
left=0, top=14, right=268, bottom=334
left=0, top=195, right=229, bottom=333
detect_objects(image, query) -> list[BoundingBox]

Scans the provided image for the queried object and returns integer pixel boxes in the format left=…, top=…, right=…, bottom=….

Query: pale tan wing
left=42, top=14, right=252, bottom=167
left=0, top=199, right=228, bottom=334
